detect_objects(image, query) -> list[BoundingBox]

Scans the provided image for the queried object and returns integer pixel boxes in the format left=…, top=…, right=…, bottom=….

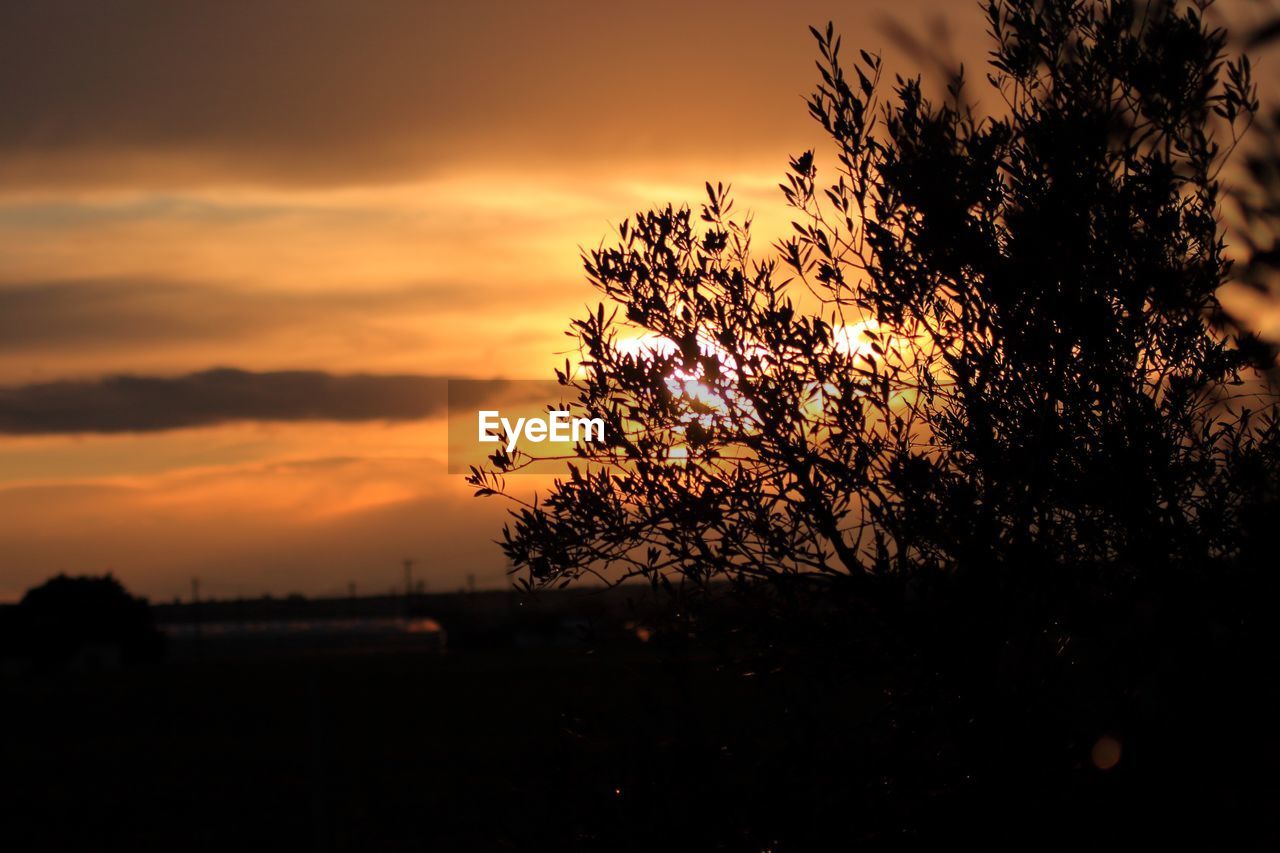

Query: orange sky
left=0, top=0, right=1275, bottom=601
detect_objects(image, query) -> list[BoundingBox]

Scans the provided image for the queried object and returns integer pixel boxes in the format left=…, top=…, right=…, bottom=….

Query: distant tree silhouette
left=473, top=0, right=1277, bottom=606
left=15, top=574, right=161, bottom=668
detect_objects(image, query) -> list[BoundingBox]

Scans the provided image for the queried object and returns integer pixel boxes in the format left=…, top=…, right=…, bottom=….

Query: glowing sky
left=0, top=0, right=1272, bottom=601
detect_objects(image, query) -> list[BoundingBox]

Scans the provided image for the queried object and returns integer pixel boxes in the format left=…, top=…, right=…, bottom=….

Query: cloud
left=0, top=368, right=449, bottom=434
left=0, top=278, right=484, bottom=353
left=0, top=0, right=986, bottom=189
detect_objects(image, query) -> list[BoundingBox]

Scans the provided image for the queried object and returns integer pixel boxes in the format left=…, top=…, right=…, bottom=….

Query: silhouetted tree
left=473, top=0, right=1277, bottom=609
left=15, top=574, right=161, bottom=668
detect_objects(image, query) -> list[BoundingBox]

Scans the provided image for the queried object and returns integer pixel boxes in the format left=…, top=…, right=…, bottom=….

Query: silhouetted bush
left=14, top=574, right=162, bottom=669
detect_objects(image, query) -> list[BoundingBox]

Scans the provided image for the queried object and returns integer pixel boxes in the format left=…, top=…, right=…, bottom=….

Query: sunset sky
left=1, top=0, right=1274, bottom=601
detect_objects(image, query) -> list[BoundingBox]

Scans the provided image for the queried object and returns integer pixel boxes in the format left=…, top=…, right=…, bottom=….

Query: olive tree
left=470, top=0, right=1276, bottom=600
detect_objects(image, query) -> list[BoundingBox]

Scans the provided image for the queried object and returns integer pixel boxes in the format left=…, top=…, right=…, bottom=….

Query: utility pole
left=403, top=558, right=415, bottom=599
left=191, top=577, right=202, bottom=652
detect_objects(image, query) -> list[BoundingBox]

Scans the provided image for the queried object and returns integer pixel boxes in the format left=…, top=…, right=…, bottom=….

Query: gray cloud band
left=0, top=369, right=449, bottom=434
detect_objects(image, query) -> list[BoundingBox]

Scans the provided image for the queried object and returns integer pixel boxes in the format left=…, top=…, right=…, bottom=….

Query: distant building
left=160, top=615, right=446, bottom=658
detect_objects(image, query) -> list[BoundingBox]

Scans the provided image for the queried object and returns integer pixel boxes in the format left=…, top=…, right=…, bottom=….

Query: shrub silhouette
left=473, top=0, right=1277, bottom=605
left=15, top=573, right=161, bottom=668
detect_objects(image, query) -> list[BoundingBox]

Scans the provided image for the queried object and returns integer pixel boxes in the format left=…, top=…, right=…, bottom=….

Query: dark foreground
left=3, top=652, right=1278, bottom=851
left=3, top=581, right=1279, bottom=851
left=3, top=646, right=657, bottom=851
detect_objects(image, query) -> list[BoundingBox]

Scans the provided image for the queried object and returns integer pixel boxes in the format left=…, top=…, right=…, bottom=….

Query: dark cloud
left=0, top=368, right=448, bottom=434
left=0, top=0, right=983, bottom=188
